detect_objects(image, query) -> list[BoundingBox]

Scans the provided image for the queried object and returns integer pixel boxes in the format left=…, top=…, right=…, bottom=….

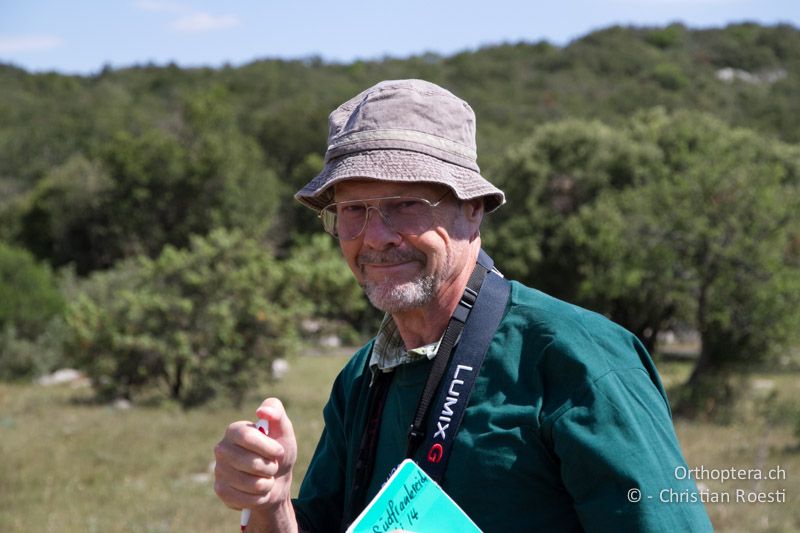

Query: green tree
left=280, top=152, right=326, bottom=240
left=13, top=87, right=283, bottom=274
left=0, top=242, right=64, bottom=338
left=490, top=110, right=800, bottom=403
left=0, top=242, right=66, bottom=380
left=180, top=85, right=284, bottom=239
left=283, top=234, right=376, bottom=342
left=16, top=154, right=116, bottom=273
left=563, top=188, right=693, bottom=352
left=65, top=229, right=298, bottom=407
left=565, top=111, right=800, bottom=388
left=484, top=118, right=663, bottom=303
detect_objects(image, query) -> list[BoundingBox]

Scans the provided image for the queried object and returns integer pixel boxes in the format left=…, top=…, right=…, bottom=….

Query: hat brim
left=294, top=150, right=505, bottom=213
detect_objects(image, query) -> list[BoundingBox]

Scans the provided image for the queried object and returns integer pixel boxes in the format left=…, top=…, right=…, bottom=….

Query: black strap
left=348, top=368, right=391, bottom=523
left=405, top=250, right=491, bottom=457
left=408, top=251, right=510, bottom=483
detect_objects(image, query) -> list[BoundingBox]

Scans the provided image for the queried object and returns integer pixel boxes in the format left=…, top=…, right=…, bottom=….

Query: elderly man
left=214, top=79, right=711, bottom=532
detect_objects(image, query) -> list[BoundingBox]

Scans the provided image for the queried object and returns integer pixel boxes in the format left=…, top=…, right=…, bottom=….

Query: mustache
left=357, top=248, right=426, bottom=267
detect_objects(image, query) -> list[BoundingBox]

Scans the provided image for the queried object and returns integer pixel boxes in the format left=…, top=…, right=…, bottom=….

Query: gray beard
left=363, top=274, right=436, bottom=313
left=357, top=245, right=458, bottom=314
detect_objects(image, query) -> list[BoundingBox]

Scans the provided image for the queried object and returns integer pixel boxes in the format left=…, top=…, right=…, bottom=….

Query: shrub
left=65, top=229, right=299, bottom=407
left=650, top=63, right=689, bottom=91
left=0, top=319, right=67, bottom=381
left=0, top=242, right=65, bottom=338
left=283, top=234, right=375, bottom=342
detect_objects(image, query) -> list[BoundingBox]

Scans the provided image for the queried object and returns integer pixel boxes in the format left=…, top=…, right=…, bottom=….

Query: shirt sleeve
left=291, top=343, right=374, bottom=532
left=292, top=369, right=351, bottom=531
left=550, top=367, right=713, bottom=532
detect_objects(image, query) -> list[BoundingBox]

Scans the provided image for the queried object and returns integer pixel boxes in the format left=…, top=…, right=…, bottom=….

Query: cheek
left=339, top=241, right=363, bottom=280
left=419, top=230, right=453, bottom=269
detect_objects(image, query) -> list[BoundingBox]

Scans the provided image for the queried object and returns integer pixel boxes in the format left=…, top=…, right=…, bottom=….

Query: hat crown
left=294, top=79, right=505, bottom=214
left=324, top=79, right=479, bottom=170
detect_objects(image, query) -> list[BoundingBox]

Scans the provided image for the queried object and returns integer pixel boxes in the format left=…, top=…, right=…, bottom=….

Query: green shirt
left=293, top=281, right=712, bottom=532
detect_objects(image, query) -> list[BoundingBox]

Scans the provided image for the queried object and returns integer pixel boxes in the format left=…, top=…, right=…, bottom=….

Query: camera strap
left=406, top=249, right=510, bottom=483
left=345, top=250, right=510, bottom=528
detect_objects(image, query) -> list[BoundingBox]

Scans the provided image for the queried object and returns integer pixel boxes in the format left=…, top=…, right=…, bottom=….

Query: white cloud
left=134, top=1, right=240, bottom=34
left=170, top=12, right=240, bottom=33
left=0, top=35, right=62, bottom=54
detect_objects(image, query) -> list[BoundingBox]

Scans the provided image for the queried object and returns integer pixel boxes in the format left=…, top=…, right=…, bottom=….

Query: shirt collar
left=369, top=314, right=441, bottom=381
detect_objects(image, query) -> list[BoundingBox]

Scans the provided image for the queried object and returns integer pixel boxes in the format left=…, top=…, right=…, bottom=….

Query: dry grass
left=676, top=419, right=799, bottom=532
left=0, top=352, right=798, bottom=532
left=670, top=363, right=800, bottom=532
left=0, top=350, right=351, bottom=532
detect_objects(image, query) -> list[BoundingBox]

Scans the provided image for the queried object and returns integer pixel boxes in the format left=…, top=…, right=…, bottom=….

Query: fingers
left=219, top=419, right=284, bottom=458
left=214, top=420, right=282, bottom=510
left=213, top=398, right=298, bottom=512
left=214, top=482, right=265, bottom=510
left=214, top=457, right=277, bottom=509
left=214, top=434, right=280, bottom=477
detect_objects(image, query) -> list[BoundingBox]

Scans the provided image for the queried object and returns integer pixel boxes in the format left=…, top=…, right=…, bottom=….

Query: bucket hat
left=294, top=79, right=505, bottom=212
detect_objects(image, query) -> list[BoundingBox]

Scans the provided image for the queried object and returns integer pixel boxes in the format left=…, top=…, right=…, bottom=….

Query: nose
left=361, top=205, right=401, bottom=248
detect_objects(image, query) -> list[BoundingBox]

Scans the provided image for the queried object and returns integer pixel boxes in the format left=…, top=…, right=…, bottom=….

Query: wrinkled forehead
left=332, top=178, right=451, bottom=202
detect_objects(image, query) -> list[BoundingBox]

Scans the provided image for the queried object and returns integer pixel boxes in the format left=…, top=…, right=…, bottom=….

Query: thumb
left=255, top=398, right=295, bottom=442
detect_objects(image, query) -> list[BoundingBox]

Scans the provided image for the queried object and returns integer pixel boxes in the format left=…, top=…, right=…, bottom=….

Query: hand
left=214, top=398, right=299, bottom=529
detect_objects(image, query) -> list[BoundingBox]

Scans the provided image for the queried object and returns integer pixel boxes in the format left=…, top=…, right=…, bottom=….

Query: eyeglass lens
left=322, top=197, right=435, bottom=240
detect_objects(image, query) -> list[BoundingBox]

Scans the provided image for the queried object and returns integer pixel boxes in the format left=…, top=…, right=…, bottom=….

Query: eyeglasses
left=320, top=191, right=451, bottom=240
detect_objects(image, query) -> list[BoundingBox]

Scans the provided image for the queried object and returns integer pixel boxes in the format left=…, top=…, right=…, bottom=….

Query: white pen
left=240, top=418, right=270, bottom=532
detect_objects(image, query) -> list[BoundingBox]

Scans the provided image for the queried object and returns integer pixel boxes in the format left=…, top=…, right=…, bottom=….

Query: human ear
left=454, top=198, right=484, bottom=241
left=462, top=198, right=484, bottom=225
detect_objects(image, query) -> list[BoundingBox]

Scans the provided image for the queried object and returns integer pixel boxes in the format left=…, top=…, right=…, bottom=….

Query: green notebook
left=346, top=459, right=482, bottom=533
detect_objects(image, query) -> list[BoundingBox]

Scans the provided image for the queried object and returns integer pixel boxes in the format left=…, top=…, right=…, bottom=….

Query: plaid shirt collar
left=369, top=314, right=441, bottom=381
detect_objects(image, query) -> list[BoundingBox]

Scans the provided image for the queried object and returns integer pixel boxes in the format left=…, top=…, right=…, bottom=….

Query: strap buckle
left=452, top=286, right=477, bottom=323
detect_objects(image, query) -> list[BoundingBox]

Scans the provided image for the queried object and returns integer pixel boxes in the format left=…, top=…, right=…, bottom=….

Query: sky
left=1, top=0, right=798, bottom=75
